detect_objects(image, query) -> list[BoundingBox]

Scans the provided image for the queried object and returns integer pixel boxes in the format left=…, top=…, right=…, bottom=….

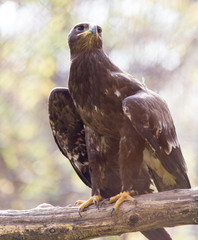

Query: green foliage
left=0, top=0, right=198, bottom=239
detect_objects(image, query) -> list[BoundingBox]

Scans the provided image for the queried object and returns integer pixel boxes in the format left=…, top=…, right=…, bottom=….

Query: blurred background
left=0, top=0, right=198, bottom=239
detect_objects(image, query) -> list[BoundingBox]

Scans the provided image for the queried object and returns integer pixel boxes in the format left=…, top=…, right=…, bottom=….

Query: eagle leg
left=78, top=195, right=103, bottom=216
left=105, top=191, right=136, bottom=215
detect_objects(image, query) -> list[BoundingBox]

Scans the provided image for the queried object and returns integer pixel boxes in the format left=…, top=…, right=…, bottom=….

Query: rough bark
left=0, top=188, right=198, bottom=240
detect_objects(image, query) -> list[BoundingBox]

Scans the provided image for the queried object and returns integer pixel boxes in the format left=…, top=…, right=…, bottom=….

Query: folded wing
left=122, top=90, right=190, bottom=191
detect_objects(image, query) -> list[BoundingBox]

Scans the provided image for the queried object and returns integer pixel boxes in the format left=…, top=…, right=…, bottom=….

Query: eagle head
left=68, top=22, right=102, bottom=56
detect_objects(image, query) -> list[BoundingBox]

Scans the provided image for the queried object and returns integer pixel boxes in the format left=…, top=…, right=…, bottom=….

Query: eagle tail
left=141, top=228, right=172, bottom=240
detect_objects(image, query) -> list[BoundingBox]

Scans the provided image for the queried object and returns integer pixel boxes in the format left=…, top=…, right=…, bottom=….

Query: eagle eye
left=97, top=27, right=102, bottom=34
left=76, top=25, right=85, bottom=31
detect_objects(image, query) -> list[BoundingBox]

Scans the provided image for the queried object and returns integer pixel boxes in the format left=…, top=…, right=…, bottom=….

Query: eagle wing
left=48, top=87, right=91, bottom=187
left=122, top=90, right=191, bottom=191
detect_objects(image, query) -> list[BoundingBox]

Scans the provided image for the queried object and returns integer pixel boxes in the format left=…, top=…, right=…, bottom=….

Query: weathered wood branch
left=0, top=188, right=198, bottom=240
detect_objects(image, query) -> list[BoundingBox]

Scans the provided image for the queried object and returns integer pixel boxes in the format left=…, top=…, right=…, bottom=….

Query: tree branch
left=0, top=188, right=198, bottom=240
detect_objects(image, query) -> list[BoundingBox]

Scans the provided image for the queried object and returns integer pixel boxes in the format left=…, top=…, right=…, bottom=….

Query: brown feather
left=48, top=23, right=191, bottom=240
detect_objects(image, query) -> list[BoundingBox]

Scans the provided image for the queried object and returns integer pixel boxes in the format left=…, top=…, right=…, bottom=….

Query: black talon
left=101, top=198, right=110, bottom=206
left=110, top=208, right=115, bottom=216
left=93, top=200, right=99, bottom=209
left=78, top=208, right=82, bottom=217
left=133, top=199, right=137, bottom=205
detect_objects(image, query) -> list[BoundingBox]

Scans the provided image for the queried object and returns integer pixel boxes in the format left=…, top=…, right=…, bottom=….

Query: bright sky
left=0, top=1, right=18, bottom=36
left=0, top=1, right=48, bottom=37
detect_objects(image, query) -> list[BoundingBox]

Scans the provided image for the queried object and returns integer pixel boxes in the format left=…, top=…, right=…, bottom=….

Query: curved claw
left=93, top=199, right=99, bottom=209
left=110, top=207, right=115, bottom=216
left=77, top=195, right=103, bottom=216
left=102, top=191, right=137, bottom=216
left=78, top=207, right=82, bottom=217
left=112, top=191, right=136, bottom=214
left=100, top=198, right=110, bottom=207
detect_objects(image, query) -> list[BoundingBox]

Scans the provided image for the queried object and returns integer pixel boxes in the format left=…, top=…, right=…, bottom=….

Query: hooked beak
left=77, top=25, right=101, bottom=40
left=89, top=25, right=97, bottom=36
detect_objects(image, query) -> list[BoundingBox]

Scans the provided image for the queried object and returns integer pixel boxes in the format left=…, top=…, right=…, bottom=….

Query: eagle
left=48, top=23, right=191, bottom=240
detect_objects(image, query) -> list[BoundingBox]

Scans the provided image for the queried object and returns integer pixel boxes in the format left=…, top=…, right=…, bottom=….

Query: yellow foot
left=102, top=191, right=136, bottom=215
left=78, top=195, right=103, bottom=217
left=75, top=200, right=85, bottom=206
